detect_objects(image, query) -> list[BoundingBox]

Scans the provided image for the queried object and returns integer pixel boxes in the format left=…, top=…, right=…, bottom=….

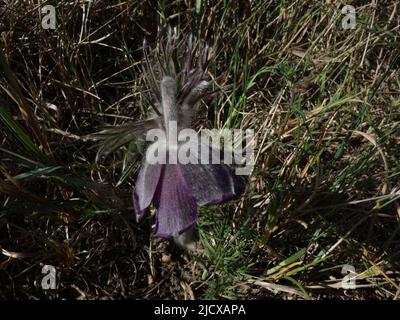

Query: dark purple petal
left=153, top=164, right=198, bottom=238
left=132, top=161, right=162, bottom=222
left=181, top=163, right=245, bottom=206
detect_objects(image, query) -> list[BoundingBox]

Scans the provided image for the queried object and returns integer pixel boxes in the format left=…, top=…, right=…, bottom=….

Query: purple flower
left=94, top=29, right=246, bottom=238
left=133, top=74, right=245, bottom=238
left=133, top=156, right=245, bottom=238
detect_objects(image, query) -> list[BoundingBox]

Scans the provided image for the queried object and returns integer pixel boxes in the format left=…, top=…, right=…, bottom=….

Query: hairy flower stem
left=161, top=76, right=178, bottom=164
left=161, top=77, right=177, bottom=138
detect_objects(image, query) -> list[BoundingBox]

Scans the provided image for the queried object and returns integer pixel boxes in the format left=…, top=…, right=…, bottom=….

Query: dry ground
left=0, top=0, right=399, bottom=299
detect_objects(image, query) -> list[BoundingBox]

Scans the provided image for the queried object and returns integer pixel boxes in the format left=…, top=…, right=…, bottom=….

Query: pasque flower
left=95, top=29, right=245, bottom=238
left=133, top=75, right=245, bottom=237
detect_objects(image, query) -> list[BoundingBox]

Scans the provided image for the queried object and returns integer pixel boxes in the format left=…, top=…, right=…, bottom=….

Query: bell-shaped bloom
left=94, top=30, right=246, bottom=238
left=133, top=148, right=245, bottom=237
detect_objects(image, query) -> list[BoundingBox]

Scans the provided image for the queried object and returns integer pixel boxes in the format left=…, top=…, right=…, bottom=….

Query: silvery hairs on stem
left=93, top=27, right=245, bottom=249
